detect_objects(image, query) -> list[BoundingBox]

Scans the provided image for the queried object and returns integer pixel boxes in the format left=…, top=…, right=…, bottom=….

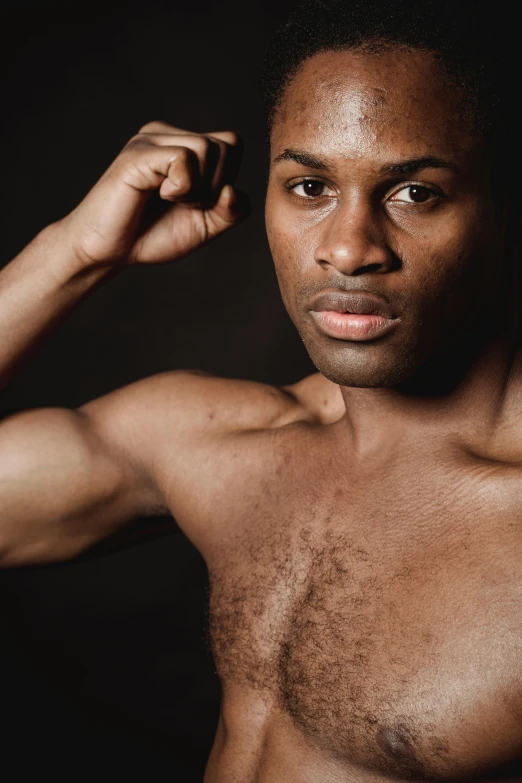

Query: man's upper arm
left=0, top=369, right=240, bottom=566
left=78, top=370, right=305, bottom=549
left=0, top=369, right=302, bottom=567
left=0, top=378, right=173, bottom=567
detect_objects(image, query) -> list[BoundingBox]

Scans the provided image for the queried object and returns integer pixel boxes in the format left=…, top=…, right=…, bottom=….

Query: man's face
left=265, top=48, right=503, bottom=388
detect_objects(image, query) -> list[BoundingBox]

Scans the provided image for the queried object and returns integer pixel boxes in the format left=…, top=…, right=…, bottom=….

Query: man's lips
left=308, top=290, right=398, bottom=341
left=309, top=291, right=396, bottom=318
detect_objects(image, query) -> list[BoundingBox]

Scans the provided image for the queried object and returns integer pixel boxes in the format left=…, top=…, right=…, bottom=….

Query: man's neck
left=338, top=318, right=522, bottom=462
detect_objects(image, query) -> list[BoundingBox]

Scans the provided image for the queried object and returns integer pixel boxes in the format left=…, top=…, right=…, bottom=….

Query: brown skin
left=1, top=49, right=522, bottom=782
left=267, top=49, right=504, bottom=391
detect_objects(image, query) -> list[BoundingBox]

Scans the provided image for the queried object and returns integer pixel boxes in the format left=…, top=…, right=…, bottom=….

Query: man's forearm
left=0, top=222, right=115, bottom=393
left=0, top=123, right=247, bottom=396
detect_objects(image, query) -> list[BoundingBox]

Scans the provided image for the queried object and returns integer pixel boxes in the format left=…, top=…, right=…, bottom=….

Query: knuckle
left=138, top=120, right=166, bottom=134
left=208, top=130, right=241, bottom=148
left=124, top=133, right=149, bottom=151
left=224, top=130, right=240, bottom=147
left=168, top=145, right=190, bottom=164
left=167, top=147, right=194, bottom=177
left=194, top=136, right=211, bottom=157
left=115, top=142, right=152, bottom=175
left=167, top=149, right=194, bottom=189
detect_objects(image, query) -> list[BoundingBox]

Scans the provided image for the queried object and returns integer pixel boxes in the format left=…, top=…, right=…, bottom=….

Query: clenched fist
left=59, top=121, right=249, bottom=268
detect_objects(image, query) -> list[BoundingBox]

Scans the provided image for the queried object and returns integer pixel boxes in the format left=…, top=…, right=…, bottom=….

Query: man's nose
left=314, top=201, right=393, bottom=276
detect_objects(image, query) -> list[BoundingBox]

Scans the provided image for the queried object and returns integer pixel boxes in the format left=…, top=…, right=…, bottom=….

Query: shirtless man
left=1, top=0, right=521, bottom=779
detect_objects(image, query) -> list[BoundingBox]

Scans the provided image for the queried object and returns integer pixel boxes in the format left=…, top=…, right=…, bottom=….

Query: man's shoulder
left=196, top=370, right=345, bottom=432
left=89, top=369, right=344, bottom=438
left=182, top=369, right=345, bottom=431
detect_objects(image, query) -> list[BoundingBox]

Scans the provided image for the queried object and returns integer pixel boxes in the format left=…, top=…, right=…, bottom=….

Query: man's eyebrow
left=380, top=156, right=458, bottom=175
left=272, top=149, right=330, bottom=171
left=272, top=150, right=459, bottom=176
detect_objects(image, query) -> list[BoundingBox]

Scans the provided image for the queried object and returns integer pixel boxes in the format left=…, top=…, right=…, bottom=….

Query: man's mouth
left=308, top=290, right=398, bottom=341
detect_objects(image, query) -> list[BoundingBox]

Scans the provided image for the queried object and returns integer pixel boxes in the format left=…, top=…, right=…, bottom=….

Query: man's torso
left=159, top=373, right=522, bottom=782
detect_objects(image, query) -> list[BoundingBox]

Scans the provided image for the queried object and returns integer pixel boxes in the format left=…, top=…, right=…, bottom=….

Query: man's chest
left=207, top=453, right=522, bottom=779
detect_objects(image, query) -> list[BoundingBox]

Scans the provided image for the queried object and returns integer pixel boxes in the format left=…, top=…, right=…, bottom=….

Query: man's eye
left=291, top=180, right=333, bottom=198
left=389, top=185, right=436, bottom=204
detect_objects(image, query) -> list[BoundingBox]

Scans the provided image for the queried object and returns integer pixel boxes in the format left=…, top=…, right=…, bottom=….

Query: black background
left=0, top=1, right=314, bottom=778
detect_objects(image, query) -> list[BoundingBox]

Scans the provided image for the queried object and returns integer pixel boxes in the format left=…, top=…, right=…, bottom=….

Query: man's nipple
left=375, top=724, right=421, bottom=769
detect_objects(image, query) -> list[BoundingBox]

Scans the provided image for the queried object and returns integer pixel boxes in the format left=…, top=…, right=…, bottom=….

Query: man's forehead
left=279, top=47, right=448, bottom=112
left=270, top=48, right=476, bottom=164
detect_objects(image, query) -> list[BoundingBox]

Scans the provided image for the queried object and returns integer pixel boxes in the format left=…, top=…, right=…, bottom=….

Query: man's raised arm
left=0, top=122, right=248, bottom=567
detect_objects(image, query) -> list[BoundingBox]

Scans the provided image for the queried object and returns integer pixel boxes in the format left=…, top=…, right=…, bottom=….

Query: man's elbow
left=0, top=525, right=93, bottom=569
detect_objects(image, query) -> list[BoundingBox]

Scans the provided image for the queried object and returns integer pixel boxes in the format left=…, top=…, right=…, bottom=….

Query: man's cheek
left=272, top=251, right=302, bottom=319
left=399, top=241, right=467, bottom=298
left=271, top=231, right=302, bottom=279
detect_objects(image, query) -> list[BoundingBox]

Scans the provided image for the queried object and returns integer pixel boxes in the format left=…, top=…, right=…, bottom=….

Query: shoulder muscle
left=79, top=370, right=305, bottom=517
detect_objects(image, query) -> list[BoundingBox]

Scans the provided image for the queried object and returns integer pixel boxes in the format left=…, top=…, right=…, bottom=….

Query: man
left=1, top=0, right=521, bottom=779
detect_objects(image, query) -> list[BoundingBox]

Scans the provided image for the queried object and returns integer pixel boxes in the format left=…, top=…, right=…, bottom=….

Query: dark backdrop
left=0, top=1, right=314, bottom=778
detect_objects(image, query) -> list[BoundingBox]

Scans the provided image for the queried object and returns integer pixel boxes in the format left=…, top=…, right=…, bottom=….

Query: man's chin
left=304, top=341, right=419, bottom=389
left=316, top=365, right=412, bottom=389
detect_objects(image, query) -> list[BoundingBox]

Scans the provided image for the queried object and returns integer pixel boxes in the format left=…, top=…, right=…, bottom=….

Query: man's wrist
left=35, top=220, right=120, bottom=289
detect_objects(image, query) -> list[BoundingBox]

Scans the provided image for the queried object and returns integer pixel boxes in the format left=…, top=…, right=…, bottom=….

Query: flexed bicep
left=0, top=404, right=164, bottom=567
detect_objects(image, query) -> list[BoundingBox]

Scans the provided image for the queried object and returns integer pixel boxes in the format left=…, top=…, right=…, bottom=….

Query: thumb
left=206, top=185, right=251, bottom=235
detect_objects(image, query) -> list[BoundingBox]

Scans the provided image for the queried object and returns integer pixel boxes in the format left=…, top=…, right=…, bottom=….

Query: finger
left=126, top=130, right=242, bottom=203
left=141, top=134, right=237, bottom=205
left=197, top=133, right=244, bottom=202
left=137, top=120, right=191, bottom=135
left=114, top=144, right=201, bottom=198
left=126, top=133, right=222, bottom=183
left=206, top=130, right=241, bottom=147
left=159, top=146, right=201, bottom=201
left=156, top=135, right=229, bottom=203
left=138, top=123, right=240, bottom=148
left=206, top=131, right=243, bottom=187
left=205, top=184, right=251, bottom=239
